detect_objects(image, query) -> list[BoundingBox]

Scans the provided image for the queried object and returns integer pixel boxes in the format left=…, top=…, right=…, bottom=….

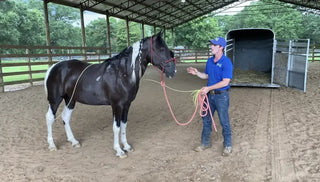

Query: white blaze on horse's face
left=131, top=41, right=142, bottom=83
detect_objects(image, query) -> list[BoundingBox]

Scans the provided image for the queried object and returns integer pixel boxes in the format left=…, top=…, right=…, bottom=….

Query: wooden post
left=171, top=28, right=174, bottom=48
left=0, top=57, right=4, bottom=92
left=141, top=23, right=144, bottom=39
left=26, top=49, right=33, bottom=86
left=80, top=6, right=87, bottom=61
left=106, top=12, right=112, bottom=58
left=43, top=0, right=53, bottom=66
left=126, top=17, right=130, bottom=46
left=68, top=49, right=71, bottom=60
left=195, top=51, right=198, bottom=63
left=98, top=49, right=101, bottom=63
left=163, top=28, right=166, bottom=42
left=312, top=45, right=315, bottom=62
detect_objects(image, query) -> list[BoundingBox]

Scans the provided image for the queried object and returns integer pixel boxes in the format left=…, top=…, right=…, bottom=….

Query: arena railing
left=0, top=45, right=110, bottom=92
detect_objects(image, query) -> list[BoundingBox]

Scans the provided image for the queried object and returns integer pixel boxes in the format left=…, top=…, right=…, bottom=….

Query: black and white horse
left=44, top=32, right=176, bottom=158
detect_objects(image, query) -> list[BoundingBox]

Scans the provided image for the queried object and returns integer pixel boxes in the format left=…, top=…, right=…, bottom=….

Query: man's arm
left=187, top=67, right=208, bottom=79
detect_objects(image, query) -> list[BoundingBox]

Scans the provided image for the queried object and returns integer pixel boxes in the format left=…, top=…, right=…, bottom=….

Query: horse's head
left=149, top=31, right=176, bottom=78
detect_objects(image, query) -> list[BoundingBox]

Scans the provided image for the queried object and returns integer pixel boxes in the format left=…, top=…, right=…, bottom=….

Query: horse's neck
left=138, top=50, right=151, bottom=78
left=135, top=39, right=152, bottom=79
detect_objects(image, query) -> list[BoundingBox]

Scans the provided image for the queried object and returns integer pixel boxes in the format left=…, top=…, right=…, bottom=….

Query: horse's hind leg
left=62, top=99, right=80, bottom=148
left=46, top=100, right=62, bottom=151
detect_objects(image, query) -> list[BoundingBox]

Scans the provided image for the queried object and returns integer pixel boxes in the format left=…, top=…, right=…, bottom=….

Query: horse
left=44, top=32, right=176, bottom=158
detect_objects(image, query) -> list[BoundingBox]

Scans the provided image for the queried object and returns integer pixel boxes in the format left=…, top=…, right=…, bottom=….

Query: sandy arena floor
left=0, top=62, right=319, bottom=181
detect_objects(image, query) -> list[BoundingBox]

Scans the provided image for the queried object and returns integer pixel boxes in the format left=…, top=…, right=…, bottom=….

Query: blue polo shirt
left=204, top=54, right=233, bottom=91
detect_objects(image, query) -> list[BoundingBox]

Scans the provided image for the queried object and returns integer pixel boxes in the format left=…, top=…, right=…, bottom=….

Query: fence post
left=26, top=49, right=33, bottom=86
left=98, top=50, right=101, bottom=63
left=48, top=46, right=53, bottom=67
left=312, top=45, right=315, bottom=62
left=0, top=57, right=4, bottom=92
left=195, top=51, right=198, bottom=63
left=68, top=49, right=71, bottom=60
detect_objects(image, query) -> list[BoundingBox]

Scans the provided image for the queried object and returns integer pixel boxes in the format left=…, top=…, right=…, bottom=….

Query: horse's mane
left=103, top=36, right=151, bottom=64
left=103, top=46, right=132, bottom=63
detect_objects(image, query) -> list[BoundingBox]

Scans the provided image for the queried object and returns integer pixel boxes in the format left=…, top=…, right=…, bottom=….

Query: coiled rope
left=144, top=79, right=217, bottom=132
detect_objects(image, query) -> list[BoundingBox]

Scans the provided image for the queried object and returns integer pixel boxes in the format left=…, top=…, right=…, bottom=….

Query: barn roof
left=49, top=0, right=320, bottom=29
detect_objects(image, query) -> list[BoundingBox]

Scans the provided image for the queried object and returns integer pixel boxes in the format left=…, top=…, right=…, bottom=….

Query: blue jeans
left=201, top=92, right=232, bottom=147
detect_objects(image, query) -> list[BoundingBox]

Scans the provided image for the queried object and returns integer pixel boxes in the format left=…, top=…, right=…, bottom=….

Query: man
left=187, top=37, right=233, bottom=156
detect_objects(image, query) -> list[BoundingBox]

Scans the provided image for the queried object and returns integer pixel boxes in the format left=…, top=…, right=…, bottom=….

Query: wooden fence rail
left=0, top=45, right=111, bottom=92
left=310, top=45, right=320, bottom=62
left=171, top=48, right=211, bottom=63
left=0, top=44, right=319, bottom=92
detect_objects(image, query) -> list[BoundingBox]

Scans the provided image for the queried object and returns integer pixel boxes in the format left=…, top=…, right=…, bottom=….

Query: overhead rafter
left=49, top=0, right=320, bottom=29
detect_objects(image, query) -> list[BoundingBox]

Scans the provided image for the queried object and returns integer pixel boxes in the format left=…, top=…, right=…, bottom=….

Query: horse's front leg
left=120, top=107, right=133, bottom=152
left=113, top=117, right=127, bottom=158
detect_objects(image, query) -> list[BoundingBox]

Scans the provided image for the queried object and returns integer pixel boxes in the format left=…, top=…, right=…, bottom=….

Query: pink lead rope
left=160, top=80, right=217, bottom=131
left=149, top=37, right=217, bottom=131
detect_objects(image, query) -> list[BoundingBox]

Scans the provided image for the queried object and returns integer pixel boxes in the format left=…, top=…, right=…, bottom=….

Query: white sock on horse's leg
left=46, top=106, right=57, bottom=151
left=62, top=106, right=80, bottom=147
left=113, top=120, right=126, bottom=158
left=120, top=122, right=132, bottom=152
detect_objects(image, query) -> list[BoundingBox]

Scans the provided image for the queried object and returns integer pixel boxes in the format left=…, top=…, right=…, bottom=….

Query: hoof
left=73, top=143, right=81, bottom=148
left=118, top=154, right=128, bottom=159
left=125, top=147, right=134, bottom=153
left=49, top=146, right=57, bottom=151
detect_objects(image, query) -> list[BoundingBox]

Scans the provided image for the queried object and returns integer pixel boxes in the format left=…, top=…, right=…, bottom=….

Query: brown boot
left=193, top=145, right=210, bottom=152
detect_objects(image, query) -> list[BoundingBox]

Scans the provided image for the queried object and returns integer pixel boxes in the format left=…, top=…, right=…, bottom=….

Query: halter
left=150, top=37, right=176, bottom=81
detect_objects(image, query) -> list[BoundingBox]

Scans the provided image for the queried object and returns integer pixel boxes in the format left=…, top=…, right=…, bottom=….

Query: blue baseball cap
left=209, top=37, right=226, bottom=48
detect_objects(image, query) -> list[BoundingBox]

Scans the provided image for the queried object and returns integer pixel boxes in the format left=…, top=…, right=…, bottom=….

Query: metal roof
left=48, top=0, right=320, bottom=29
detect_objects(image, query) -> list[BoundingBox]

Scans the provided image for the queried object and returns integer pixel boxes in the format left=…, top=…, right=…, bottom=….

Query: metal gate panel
left=274, top=40, right=289, bottom=86
left=287, top=39, right=309, bottom=92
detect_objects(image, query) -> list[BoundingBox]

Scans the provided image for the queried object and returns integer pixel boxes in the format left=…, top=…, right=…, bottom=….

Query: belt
left=209, top=89, right=229, bottom=95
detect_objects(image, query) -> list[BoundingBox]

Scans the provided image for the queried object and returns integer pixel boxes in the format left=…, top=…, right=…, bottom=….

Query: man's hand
left=187, top=67, right=198, bottom=75
left=201, top=86, right=210, bottom=95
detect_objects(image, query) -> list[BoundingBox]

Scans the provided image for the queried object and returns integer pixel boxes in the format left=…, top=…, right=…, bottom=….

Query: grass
left=1, top=59, right=50, bottom=83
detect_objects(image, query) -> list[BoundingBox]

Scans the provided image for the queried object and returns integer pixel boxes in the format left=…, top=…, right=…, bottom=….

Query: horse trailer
left=225, top=28, right=310, bottom=92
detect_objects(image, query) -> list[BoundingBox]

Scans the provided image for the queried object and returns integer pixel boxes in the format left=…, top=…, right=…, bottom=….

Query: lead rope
left=148, top=37, right=216, bottom=130
left=157, top=79, right=217, bottom=131
left=52, top=64, right=94, bottom=121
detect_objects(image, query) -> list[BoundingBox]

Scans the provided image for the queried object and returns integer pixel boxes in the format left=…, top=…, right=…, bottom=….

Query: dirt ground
left=0, top=62, right=320, bottom=182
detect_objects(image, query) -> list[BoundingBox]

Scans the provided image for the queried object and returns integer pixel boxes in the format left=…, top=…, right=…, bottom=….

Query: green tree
left=174, top=17, right=223, bottom=48
left=48, top=3, right=82, bottom=46
left=114, top=19, right=127, bottom=52
left=86, top=18, right=108, bottom=48
left=300, top=14, right=320, bottom=44
left=18, top=8, right=46, bottom=45
left=0, top=6, right=20, bottom=45
left=214, top=1, right=305, bottom=41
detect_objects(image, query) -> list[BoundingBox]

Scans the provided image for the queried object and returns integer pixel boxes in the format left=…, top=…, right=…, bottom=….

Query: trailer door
left=287, top=39, right=310, bottom=92
left=274, top=39, right=309, bottom=92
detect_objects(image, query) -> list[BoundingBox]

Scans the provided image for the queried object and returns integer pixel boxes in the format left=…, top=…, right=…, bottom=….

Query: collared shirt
left=204, top=54, right=233, bottom=91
